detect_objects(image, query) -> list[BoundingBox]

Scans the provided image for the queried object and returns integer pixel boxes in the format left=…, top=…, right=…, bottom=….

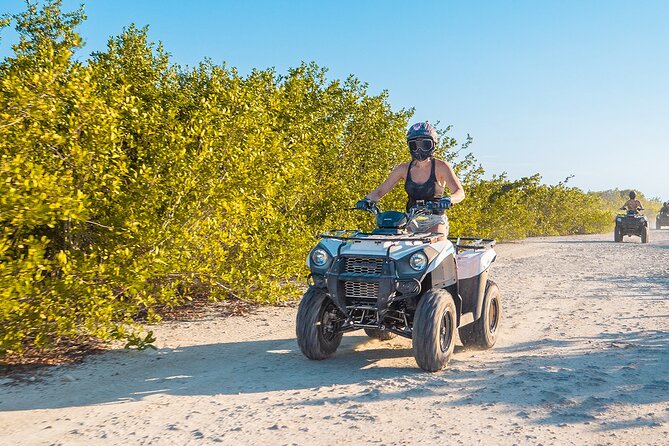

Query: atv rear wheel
left=296, top=288, right=343, bottom=360
left=412, top=289, right=457, bottom=372
left=641, top=226, right=650, bottom=243
left=459, top=280, right=502, bottom=349
left=364, top=328, right=396, bottom=341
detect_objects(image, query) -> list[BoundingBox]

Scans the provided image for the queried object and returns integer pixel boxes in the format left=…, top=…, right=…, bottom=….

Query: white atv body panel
left=308, top=235, right=455, bottom=274
left=455, top=249, right=497, bottom=280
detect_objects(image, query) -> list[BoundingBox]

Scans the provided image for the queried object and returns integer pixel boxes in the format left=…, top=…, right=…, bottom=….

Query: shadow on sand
left=2, top=328, right=668, bottom=430
left=2, top=254, right=668, bottom=428
left=1, top=335, right=416, bottom=411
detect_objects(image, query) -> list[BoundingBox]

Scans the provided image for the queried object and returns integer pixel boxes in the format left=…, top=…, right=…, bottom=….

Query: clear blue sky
left=2, top=1, right=668, bottom=198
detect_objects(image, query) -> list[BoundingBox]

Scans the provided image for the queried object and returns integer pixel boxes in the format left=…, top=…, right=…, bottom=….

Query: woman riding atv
left=355, top=122, right=465, bottom=236
left=622, top=190, right=644, bottom=212
left=660, top=202, right=669, bottom=215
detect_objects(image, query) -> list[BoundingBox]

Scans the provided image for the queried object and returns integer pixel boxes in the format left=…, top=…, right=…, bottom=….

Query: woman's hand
left=355, top=198, right=377, bottom=211
left=434, top=197, right=452, bottom=210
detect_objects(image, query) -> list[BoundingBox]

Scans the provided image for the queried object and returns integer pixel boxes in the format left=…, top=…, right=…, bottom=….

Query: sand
left=1, top=230, right=668, bottom=446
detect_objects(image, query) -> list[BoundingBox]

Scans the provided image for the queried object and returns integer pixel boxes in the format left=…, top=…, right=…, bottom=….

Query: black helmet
left=629, top=191, right=636, bottom=199
left=406, top=122, right=437, bottom=161
left=407, top=121, right=438, bottom=143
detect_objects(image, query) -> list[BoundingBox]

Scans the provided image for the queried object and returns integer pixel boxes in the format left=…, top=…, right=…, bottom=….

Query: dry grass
left=0, top=337, right=108, bottom=379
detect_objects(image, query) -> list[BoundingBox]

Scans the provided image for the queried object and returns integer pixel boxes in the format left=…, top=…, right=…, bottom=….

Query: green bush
left=0, top=1, right=628, bottom=355
left=447, top=174, right=614, bottom=239
left=0, top=1, right=413, bottom=354
left=595, top=189, right=662, bottom=216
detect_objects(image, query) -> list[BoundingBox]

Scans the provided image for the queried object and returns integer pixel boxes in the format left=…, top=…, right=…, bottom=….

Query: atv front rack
left=319, top=230, right=496, bottom=249
left=319, top=229, right=440, bottom=244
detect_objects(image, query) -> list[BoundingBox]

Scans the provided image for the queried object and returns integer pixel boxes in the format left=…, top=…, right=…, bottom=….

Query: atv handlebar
left=407, top=202, right=437, bottom=220
left=350, top=203, right=381, bottom=216
left=351, top=199, right=449, bottom=218
left=619, top=207, right=644, bottom=216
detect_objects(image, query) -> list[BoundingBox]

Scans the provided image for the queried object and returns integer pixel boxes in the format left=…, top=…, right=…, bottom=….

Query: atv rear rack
left=448, top=237, right=496, bottom=252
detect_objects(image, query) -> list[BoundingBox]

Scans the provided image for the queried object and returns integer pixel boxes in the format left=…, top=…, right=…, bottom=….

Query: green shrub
left=0, top=1, right=628, bottom=355
left=595, top=189, right=662, bottom=216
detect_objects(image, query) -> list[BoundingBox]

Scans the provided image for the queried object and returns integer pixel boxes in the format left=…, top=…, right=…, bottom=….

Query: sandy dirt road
left=1, top=230, right=668, bottom=446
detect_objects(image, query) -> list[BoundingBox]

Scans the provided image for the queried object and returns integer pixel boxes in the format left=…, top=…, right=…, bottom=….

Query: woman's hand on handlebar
left=355, top=198, right=378, bottom=212
left=434, top=197, right=452, bottom=210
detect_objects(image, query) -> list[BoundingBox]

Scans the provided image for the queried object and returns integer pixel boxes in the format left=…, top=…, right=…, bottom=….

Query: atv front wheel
left=641, top=226, right=650, bottom=243
left=614, top=227, right=622, bottom=242
left=459, top=280, right=502, bottom=349
left=364, top=328, right=396, bottom=341
left=296, top=288, right=343, bottom=360
left=412, top=289, right=457, bottom=372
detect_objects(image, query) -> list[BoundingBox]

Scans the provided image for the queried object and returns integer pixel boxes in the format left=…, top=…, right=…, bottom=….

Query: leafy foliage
left=0, top=1, right=628, bottom=355
left=447, top=174, right=614, bottom=239
left=595, top=189, right=662, bottom=216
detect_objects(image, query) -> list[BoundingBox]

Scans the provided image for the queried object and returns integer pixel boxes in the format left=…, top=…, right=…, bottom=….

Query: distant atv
left=656, top=210, right=669, bottom=230
left=296, top=201, right=501, bottom=372
left=614, top=209, right=649, bottom=243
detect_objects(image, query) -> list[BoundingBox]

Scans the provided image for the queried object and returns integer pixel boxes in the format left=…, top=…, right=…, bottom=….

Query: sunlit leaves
left=0, top=1, right=414, bottom=354
left=0, top=1, right=617, bottom=356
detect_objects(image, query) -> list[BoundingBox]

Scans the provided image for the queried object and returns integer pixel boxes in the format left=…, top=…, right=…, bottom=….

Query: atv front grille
left=344, top=281, right=379, bottom=301
left=344, top=257, right=384, bottom=275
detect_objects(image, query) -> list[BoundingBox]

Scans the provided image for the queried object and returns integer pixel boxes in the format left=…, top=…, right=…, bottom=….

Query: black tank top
left=404, top=158, right=442, bottom=212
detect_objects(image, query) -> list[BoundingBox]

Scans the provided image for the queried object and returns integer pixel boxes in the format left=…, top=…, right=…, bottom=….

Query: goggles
left=408, top=138, right=434, bottom=153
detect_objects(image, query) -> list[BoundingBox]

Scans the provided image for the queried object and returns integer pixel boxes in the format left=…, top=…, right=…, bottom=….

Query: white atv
left=296, top=201, right=501, bottom=372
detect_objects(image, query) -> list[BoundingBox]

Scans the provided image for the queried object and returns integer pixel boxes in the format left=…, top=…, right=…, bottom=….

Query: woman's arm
left=365, top=163, right=407, bottom=202
left=440, top=161, right=465, bottom=204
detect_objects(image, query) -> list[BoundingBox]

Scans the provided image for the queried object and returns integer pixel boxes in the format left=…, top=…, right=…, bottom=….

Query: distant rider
left=661, top=202, right=669, bottom=215
left=355, top=121, right=465, bottom=235
left=622, top=191, right=643, bottom=212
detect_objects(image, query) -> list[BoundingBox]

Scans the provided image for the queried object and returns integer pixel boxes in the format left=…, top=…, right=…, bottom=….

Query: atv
left=296, top=201, right=501, bottom=372
left=656, top=210, right=669, bottom=230
left=614, top=209, right=650, bottom=243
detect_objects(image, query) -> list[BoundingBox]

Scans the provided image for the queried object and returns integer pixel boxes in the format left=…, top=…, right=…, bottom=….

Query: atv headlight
left=409, top=252, right=428, bottom=271
left=311, top=248, right=329, bottom=267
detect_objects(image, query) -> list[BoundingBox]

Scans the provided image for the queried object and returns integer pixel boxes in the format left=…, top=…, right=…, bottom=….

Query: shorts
left=408, top=214, right=449, bottom=235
